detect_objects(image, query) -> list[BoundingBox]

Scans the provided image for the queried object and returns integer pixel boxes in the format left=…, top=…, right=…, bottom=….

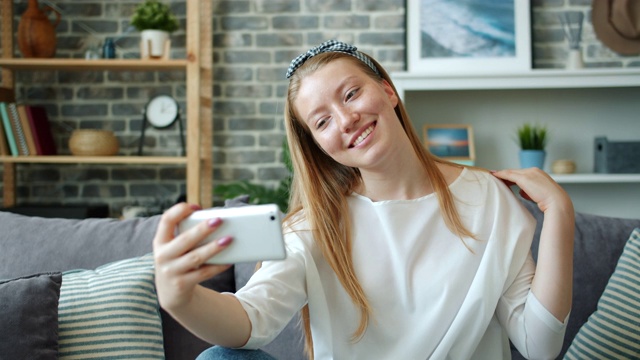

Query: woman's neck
left=356, top=152, right=432, bottom=201
left=356, top=156, right=465, bottom=202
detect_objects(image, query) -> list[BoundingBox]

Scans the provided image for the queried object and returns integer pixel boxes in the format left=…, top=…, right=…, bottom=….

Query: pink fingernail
left=207, top=218, right=222, bottom=227
left=217, top=236, right=232, bottom=246
left=190, top=204, right=202, bottom=210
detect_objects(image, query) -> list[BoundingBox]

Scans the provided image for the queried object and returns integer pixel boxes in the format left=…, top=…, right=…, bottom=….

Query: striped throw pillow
left=564, top=228, right=640, bottom=360
left=58, top=253, right=164, bottom=359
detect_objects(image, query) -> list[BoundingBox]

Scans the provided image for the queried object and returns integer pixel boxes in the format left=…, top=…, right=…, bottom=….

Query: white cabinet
left=391, top=69, right=640, bottom=219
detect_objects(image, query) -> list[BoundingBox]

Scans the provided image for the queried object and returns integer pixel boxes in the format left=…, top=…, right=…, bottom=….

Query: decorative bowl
left=69, top=129, right=119, bottom=156
left=552, top=159, right=577, bottom=174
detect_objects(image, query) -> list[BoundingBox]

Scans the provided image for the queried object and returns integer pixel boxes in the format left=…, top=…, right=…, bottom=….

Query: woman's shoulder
left=448, top=166, right=520, bottom=205
left=458, top=166, right=507, bottom=188
left=437, top=163, right=500, bottom=187
left=437, top=162, right=464, bottom=186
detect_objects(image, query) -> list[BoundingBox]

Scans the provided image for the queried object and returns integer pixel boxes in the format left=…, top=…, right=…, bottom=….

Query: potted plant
left=516, top=123, right=548, bottom=169
left=213, top=140, right=293, bottom=213
left=130, top=0, right=179, bottom=59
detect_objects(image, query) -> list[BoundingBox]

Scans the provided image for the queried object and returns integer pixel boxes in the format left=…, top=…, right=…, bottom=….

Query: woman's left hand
left=491, top=168, right=573, bottom=214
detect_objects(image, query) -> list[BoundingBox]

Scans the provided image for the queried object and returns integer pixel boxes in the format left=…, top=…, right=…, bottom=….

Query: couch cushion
left=58, top=253, right=164, bottom=359
left=0, top=195, right=247, bottom=360
left=0, top=211, right=160, bottom=279
left=512, top=200, right=640, bottom=360
left=563, top=228, right=640, bottom=359
left=0, top=272, right=62, bottom=360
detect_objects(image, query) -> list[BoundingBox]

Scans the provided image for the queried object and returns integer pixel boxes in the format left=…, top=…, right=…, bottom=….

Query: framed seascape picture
left=423, top=124, right=475, bottom=165
left=407, top=0, right=532, bottom=74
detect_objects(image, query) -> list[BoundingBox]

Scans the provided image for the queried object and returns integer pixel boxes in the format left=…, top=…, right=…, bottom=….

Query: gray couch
left=0, top=198, right=638, bottom=359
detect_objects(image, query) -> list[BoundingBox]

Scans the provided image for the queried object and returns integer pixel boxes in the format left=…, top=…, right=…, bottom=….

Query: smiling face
left=292, top=57, right=401, bottom=171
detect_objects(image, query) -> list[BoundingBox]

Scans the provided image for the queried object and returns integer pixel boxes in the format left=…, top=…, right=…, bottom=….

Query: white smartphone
left=178, top=204, right=286, bottom=264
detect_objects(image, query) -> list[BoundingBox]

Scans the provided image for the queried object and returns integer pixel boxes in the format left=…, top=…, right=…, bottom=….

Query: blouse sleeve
left=496, top=250, right=569, bottom=359
left=231, top=233, right=309, bottom=349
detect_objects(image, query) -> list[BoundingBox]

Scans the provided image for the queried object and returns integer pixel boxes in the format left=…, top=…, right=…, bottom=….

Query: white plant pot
left=140, top=29, right=170, bottom=59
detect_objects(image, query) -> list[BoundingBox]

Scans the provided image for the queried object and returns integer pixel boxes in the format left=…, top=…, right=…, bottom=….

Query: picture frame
left=407, top=0, right=531, bottom=74
left=423, top=124, right=475, bottom=165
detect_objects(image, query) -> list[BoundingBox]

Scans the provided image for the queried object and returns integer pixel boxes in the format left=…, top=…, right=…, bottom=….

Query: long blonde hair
left=283, top=52, right=475, bottom=359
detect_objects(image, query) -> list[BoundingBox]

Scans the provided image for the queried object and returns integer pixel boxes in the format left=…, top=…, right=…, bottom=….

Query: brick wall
left=1, top=0, right=638, bottom=217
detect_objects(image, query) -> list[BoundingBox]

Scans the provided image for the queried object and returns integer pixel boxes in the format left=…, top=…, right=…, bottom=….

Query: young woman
left=153, top=40, right=575, bottom=359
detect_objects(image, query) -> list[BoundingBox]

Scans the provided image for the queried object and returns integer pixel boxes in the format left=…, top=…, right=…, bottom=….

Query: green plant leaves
left=213, top=180, right=290, bottom=214
left=213, top=140, right=292, bottom=213
left=131, top=0, right=179, bottom=33
left=517, top=123, right=548, bottom=150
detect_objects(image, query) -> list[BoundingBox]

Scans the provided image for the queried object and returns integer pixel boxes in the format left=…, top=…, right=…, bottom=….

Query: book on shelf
left=0, top=109, right=10, bottom=156
left=0, top=102, right=19, bottom=156
left=25, top=105, right=57, bottom=155
left=7, top=103, right=30, bottom=155
left=0, top=89, right=15, bottom=156
left=17, top=104, right=38, bottom=155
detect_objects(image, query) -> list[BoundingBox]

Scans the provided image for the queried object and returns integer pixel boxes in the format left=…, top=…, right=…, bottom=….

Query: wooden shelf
left=0, top=58, right=189, bottom=71
left=0, top=155, right=187, bottom=165
left=551, top=173, right=640, bottom=184
left=391, top=68, right=640, bottom=94
left=0, top=0, right=213, bottom=208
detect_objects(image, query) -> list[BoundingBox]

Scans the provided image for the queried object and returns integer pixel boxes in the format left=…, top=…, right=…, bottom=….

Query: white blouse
left=233, top=168, right=567, bottom=359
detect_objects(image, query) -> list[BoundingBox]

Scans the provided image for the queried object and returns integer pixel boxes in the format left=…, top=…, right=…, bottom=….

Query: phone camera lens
left=270, top=215, right=276, bottom=221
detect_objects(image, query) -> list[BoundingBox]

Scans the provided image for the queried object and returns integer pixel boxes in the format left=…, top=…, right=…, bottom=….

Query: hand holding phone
left=178, top=204, right=286, bottom=264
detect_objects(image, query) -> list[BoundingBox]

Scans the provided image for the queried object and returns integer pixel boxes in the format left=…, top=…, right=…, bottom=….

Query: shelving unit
left=0, top=0, right=213, bottom=208
left=0, top=156, right=187, bottom=165
left=551, top=174, right=640, bottom=184
left=391, top=69, right=640, bottom=218
left=391, top=68, right=640, bottom=92
left=391, top=68, right=640, bottom=183
left=0, top=58, right=188, bottom=70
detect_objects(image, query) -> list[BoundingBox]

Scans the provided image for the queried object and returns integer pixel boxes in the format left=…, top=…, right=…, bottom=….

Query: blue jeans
left=196, top=346, right=277, bottom=360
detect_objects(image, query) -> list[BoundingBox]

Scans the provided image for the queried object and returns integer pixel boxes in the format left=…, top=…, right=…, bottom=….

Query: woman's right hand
left=152, top=202, right=233, bottom=312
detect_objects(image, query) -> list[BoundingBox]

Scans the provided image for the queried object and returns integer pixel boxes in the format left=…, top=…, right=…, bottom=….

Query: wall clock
left=137, top=95, right=185, bottom=155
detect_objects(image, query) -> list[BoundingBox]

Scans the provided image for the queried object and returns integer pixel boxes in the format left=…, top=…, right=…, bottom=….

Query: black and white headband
left=285, top=40, right=381, bottom=79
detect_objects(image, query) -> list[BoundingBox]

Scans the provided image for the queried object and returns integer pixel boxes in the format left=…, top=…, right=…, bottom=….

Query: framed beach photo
left=423, top=124, right=475, bottom=165
left=407, top=0, right=532, bottom=74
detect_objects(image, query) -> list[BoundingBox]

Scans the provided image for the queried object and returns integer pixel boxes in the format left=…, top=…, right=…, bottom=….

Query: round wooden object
left=69, top=130, right=119, bottom=156
left=552, top=159, right=576, bottom=174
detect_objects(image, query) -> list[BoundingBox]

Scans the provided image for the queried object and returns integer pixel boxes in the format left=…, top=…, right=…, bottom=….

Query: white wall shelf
left=391, top=68, right=640, bottom=94
left=391, top=68, right=640, bottom=219
left=551, top=174, right=640, bottom=184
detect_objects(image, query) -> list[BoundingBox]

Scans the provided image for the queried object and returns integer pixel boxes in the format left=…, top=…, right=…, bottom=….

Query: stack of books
left=0, top=103, right=57, bottom=156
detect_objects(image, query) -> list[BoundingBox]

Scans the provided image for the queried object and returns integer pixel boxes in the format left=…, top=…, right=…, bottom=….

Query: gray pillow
left=564, top=228, right=640, bottom=359
left=0, top=272, right=62, bottom=359
left=518, top=199, right=640, bottom=359
left=58, top=254, right=163, bottom=359
left=0, top=212, right=160, bottom=279
left=0, top=196, right=249, bottom=360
